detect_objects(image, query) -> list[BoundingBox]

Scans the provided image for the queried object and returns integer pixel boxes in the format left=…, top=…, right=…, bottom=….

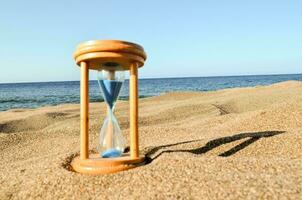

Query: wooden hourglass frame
left=71, top=40, right=147, bottom=174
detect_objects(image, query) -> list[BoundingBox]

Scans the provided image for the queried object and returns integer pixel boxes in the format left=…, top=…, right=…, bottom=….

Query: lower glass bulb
left=98, top=113, right=125, bottom=158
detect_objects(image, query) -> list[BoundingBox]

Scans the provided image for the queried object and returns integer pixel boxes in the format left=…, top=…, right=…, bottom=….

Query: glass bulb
left=97, top=68, right=126, bottom=158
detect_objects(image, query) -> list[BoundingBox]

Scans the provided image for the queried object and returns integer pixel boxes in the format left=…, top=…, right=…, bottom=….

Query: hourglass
left=71, top=40, right=147, bottom=174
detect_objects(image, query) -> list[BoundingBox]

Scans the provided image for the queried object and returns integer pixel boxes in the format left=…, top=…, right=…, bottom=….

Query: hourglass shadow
left=144, top=131, right=285, bottom=163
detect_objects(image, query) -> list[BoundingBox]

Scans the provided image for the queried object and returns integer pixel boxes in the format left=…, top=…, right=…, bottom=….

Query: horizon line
left=0, top=72, right=302, bottom=85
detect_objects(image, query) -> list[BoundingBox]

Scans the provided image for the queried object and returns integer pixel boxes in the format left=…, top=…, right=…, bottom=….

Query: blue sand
left=101, top=149, right=122, bottom=158
left=99, top=80, right=123, bottom=108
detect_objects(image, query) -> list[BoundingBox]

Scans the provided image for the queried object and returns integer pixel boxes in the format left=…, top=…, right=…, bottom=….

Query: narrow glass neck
left=107, top=105, right=115, bottom=118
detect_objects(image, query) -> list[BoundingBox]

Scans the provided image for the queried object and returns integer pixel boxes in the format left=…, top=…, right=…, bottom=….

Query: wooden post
left=80, top=61, right=89, bottom=160
left=130, top=63, right=139, bottom=158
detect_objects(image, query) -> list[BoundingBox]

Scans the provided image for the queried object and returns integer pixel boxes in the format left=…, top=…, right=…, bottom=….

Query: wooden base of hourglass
left=71, top=154, right=145, bottom=174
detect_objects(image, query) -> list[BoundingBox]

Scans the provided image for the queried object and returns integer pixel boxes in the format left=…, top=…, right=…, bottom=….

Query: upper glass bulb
left=97, top=68, right=125, bottom=109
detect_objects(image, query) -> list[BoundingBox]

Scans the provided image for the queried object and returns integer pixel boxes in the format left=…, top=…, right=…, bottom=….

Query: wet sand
left=0, top=81, right=301, bottom=199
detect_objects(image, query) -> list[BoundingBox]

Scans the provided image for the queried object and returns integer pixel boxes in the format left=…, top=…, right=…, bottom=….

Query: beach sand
left=0, top=81, right=301, bottom=199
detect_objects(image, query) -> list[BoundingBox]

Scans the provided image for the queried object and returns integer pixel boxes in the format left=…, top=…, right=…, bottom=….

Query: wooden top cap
left=73, top=40, right=147, bottom=70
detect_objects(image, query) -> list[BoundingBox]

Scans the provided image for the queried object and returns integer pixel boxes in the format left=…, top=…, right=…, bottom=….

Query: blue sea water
left=0, top=74, right=302, bottom=111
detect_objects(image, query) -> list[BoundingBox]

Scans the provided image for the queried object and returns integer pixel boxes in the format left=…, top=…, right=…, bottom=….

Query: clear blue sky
left=0, top=0, right=301, bottom=83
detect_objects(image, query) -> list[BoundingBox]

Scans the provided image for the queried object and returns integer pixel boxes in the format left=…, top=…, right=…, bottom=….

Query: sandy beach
left=0, top=80, right=301, bottom=199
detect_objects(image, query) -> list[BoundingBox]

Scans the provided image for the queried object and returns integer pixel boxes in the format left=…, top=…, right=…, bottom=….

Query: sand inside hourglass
left=99, top=80, right=123, bottom=109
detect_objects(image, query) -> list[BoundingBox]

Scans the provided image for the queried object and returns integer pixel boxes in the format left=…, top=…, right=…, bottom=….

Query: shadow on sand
left=144, top=131, right=285, bottom=163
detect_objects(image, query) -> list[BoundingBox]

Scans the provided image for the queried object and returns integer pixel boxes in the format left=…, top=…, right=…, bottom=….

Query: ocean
left=0, top=74, right=301, bottom=111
